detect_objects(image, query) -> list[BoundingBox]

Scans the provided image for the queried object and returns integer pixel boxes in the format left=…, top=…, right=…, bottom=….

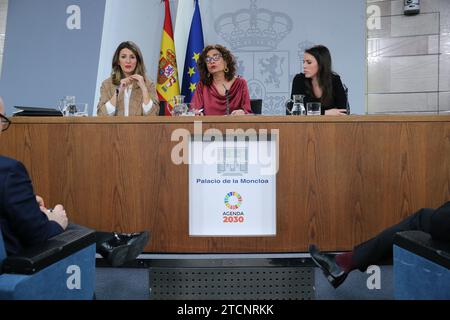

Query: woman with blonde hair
left=97, top=41, right=159, bottom=116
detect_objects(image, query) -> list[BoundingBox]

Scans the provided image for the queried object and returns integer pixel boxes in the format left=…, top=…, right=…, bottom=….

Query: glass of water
left=306, top=102, right=321, bottom=116
left=74, top=103, right=89, bottom=116
left=60, top=96, right=76, bottom=116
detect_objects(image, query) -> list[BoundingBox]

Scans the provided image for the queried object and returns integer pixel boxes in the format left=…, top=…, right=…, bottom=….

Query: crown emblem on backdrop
left=214, top=0, right=293, bottom=51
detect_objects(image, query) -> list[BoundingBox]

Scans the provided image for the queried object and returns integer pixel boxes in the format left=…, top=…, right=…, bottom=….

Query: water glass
left=74, top=103, right=89, bottom=117
left=306, top=102, right=321, bottom=116
left=60, top=96, right=77, bottom=116
left=172, top=103, right=187, bottom=116
left=183, top=103, right=195, bottom=116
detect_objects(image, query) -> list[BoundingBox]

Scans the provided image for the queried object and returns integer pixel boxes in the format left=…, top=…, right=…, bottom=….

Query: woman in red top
left=191, top=44, right=252, bottom=115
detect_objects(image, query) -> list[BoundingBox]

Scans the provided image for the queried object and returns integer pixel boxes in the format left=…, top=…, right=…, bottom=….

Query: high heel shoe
left=309, top=244, right=348, bottom=288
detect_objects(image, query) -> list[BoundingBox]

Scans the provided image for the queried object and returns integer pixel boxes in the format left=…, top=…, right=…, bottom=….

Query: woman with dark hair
left=191, top=44, right=252, bottom=115
left=290, top=45, right=347, bottom=115
left=97, top=41, right=159, bottom=116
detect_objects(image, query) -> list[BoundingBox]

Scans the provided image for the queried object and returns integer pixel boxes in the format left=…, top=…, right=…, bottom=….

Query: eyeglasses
left=0, top=113, right=11, bottom=132
left=205, top=53, right=222, bottom=64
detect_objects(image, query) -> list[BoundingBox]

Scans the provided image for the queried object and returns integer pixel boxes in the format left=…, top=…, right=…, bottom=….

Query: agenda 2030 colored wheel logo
left=224, top=192, right=243, bottom=210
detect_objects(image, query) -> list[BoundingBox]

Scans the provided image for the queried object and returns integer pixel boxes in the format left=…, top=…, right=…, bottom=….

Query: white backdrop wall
left=96, top=0, right=365, bottom=115
left=1, top=0, right=366, bottom=115
left=0, top=0, right=105, bottom=115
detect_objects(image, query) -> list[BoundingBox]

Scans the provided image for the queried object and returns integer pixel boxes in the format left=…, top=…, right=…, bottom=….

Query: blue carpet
left=314, top=265, right=393, bottom=300
left=95, top=267, right=149, bottom=300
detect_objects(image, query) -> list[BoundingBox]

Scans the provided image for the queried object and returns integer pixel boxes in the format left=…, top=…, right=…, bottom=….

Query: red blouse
left=191, top=77, right=252, bottom=115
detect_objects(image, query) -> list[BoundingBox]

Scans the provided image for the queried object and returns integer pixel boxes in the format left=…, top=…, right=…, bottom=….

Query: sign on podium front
left=189, top=132, right=278, bottom=236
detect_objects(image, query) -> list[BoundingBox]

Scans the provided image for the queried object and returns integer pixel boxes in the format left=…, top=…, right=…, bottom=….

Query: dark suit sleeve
left=332, top=74, right=348, bottom=109
left=3, top=161, right=63, bottom=247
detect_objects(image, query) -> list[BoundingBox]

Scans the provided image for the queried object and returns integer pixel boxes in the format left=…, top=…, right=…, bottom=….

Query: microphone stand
left=343, top=83, right=350, bottom=115
left=114, top=87, right=119, bottom=116
left=223, top=84, right=230, bottom=115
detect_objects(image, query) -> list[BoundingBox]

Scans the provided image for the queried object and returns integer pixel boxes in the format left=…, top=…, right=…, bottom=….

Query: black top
left=290, top=73, right=347, bottom=115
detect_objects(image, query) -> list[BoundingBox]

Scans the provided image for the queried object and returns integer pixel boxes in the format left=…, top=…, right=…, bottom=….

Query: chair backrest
left=250, top=99, right=262, bottom=114
left=393, top=230, right=450, bottom=300
left=159, top=101, right=167, bottom=116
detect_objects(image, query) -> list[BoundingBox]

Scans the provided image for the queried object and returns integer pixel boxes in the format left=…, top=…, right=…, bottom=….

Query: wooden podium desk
left=1, top=115, right=449, bottom=253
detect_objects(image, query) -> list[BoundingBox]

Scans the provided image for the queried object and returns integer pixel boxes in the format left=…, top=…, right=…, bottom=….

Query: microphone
left=223, top=84, right=230, bottom=115
left=343, top=83, right=350, bottom=115
left=114, top=85, right=120, bottom=116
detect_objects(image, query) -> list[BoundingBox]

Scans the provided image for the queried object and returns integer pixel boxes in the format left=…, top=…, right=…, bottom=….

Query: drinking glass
left=171, top=95, right=187, bottom=116
left=61, top=96, right=76, bottom=116
left=306, top=102, right=321, bottom=116
left=183, top=103, right=195, bottom=116
left=74, top=103, right=89, bottom=117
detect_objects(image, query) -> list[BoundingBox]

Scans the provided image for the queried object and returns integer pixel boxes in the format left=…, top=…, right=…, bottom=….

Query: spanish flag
left=157, top=0, right=180, bottom=115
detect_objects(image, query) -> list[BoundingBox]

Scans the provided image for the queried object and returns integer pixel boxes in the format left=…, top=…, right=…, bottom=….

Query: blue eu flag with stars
left=181, top=0, right=204, bottom=103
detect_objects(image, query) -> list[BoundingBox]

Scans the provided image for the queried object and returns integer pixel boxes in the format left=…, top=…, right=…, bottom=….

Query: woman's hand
left=129, top=74, right=150, bottom=104
left=325, top=108, right=347, bottom=116
left=230, top=109, right=246, bottom=116
left=119, top=77, right=133, bottom=92
left=129, top=74, right=147, bottom=91
left=120, top=75, right=146, bottom=92
left=194, top=108, right=204, bottom=116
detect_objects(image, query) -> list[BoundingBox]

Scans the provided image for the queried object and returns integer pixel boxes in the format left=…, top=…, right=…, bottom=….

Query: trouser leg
left=429, top=201, right=450, bottom=242
left=352, top=208, right=434, bottom=271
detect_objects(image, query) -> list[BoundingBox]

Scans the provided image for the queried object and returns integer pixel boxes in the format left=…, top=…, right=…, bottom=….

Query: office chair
left=0, top=224, right=96, bottom=300
left=159, top=101, right=167, bottom=116
left=393, top=231, right=450, bottom=299
left=250, top=99, right=262, bottom=115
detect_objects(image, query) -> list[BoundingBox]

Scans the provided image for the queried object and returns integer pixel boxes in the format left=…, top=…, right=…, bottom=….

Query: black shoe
left=97, top=241, right=129, bottom=267
left=123, top=231, right=149, bottom=261
left=97, top=231, right=149, bottom=267
left=309, top=244, right=348, bottom=288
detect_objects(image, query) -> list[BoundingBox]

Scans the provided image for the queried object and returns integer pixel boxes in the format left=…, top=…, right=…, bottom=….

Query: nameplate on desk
left=189, top=134, right=277, bottom=236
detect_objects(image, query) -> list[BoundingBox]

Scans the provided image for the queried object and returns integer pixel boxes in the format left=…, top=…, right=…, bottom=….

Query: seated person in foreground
left=291, top=45, right=347, bottom=115
left=309, top=201, right=450, bottom=288
left=0, top=97, right=148, bottom=267
left=191, top=44, right=252, bottom=115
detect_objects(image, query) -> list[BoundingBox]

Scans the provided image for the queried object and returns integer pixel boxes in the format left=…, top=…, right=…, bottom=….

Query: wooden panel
left=1, top=116, right=449, bottom=253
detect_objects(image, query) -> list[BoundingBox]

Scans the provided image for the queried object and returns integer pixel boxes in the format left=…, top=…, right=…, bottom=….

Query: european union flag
left=181, top=0, right=204, bottom=103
